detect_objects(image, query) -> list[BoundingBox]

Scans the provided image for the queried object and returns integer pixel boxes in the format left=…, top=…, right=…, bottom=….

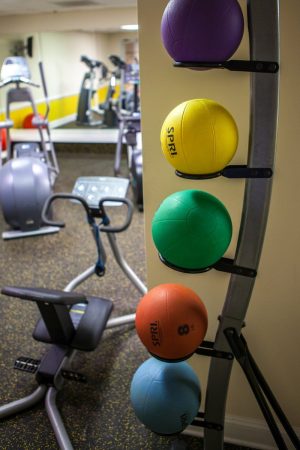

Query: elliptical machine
left=114, top=111, right=143, bottom=211
left=109, top=55, right=140, bottom=114
left=76, top=55, right=118, bottom=128
left=110, top=55, right=143, bottom=211
left=0, top=57, right=60, bottom=240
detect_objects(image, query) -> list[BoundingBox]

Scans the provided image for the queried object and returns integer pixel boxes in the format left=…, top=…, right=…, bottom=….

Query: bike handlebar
left=42, top=193, right=134, bottom=233
left=98, top=197, right=133, bottom=233
left=80, top=55, right=102, bottom=70
left=0, top=76, right=40, bottom=88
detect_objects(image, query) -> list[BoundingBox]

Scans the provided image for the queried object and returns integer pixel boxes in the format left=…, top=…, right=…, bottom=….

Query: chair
left=0, top=286, right=113, bottom=450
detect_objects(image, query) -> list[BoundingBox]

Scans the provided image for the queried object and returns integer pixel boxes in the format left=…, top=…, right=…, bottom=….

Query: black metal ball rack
left=159, top=1, right=300, bottom=449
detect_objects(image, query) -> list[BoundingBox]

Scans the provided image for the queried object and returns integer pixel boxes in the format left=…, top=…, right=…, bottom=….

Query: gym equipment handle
left=81, top=54, right=102, bottom=69
left=38, top=61, right=50, bottom=119
left=42, top=193, right=92, bottom=228
left=42, top=193, right=134, bottom=233
left=1, top=286, right=87, bottom=305
left=109, top=54, right=126, bottom=69
left=0, top=76, right=40, bottom=88
left=98, top=197, right=133, bottom=233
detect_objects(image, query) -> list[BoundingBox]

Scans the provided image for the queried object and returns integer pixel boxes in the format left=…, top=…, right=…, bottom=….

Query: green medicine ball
left=152, top=190, right=232, bottom=270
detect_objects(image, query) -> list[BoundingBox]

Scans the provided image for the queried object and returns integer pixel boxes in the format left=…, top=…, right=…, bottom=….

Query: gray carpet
left=0, top=151, right=259, bottom=449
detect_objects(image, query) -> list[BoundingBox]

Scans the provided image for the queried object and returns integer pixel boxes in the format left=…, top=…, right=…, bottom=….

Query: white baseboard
left=184, top=414, right=300, bottom=449
left=50, top=113, right=76, bottom=129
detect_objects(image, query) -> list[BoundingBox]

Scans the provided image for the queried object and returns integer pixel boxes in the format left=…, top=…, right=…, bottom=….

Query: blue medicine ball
left=130, top=357, right=201, bottom=435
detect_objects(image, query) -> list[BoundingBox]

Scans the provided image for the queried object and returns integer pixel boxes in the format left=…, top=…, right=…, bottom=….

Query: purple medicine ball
left=161, top=0, right=244, bottom=62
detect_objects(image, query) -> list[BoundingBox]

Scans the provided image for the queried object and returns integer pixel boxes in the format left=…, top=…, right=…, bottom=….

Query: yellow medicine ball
left=160, top=99, right=238, bottom=175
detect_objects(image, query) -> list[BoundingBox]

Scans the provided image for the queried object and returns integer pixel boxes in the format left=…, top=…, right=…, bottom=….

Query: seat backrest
left=33, top=296, right=113, bottom=351
left=1, top=286, right=113, bottom=351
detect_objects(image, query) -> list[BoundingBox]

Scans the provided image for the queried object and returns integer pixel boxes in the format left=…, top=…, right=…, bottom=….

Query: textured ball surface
left=161, top=0, right=244, bottom=62
left=152, top=190, right=232, bottom=270
left=1, top=128, right=7, bottom=151
left=160, top=99, right=238, bottom=175
left=130, top=357, right=201, bottom=435
left=136, top=283, right=208, bottom=361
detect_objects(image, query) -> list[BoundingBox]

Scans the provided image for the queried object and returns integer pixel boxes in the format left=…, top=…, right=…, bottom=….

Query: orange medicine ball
left=135, top=283, right=208, bottom=361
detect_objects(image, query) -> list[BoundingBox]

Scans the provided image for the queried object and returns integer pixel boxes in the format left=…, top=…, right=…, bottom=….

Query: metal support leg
left=225, top=329, right=300, bottom=450
left=64, top=265, right=95, bottom=292
left=114, top=119, right=125, bottom=176
left=105, top=233, right=146, bottom=329
left=0, top=385, right=47, bottom=419
left=45, top=387, right=74, bottom=450
left=107, top=232, right=147, bottom=295
left=244, top=337, right=300, bottom=449
left=106, top=312, right=136, bottom=329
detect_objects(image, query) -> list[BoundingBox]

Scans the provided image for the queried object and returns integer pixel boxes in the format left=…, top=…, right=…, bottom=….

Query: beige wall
left=38, top=31, right=138, bottom=99
left=0, top=30, right=106, bottom=108
left=105, top=32, right=138, bottom=66
left=138, top=0, right=300, bottom=439
left=39, top=31, right=99, bottom=98
left=0, top=19, right=137, bottom=111
left=0, top=6, right=138, bottom=106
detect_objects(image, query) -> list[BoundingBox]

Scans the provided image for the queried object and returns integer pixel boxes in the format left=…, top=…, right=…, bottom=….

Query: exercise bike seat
left=1, top=286, right=113, bottom=352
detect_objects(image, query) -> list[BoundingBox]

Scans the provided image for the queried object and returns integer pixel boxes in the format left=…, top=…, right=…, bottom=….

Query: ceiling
left=0, top=0, right=137, bottom=16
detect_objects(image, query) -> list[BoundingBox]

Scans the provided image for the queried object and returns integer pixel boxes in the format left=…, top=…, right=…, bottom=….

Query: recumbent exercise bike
left=0, top=179, right=147, bottom=450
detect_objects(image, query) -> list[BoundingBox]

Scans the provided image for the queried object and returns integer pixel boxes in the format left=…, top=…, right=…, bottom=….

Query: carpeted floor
left=0, top=151, right=259, bottom=449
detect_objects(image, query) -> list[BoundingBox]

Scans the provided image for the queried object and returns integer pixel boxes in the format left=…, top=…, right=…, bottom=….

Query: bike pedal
left=61, top=370, right=87, bottom=383
left=14, top=356, right=40, bottom=374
